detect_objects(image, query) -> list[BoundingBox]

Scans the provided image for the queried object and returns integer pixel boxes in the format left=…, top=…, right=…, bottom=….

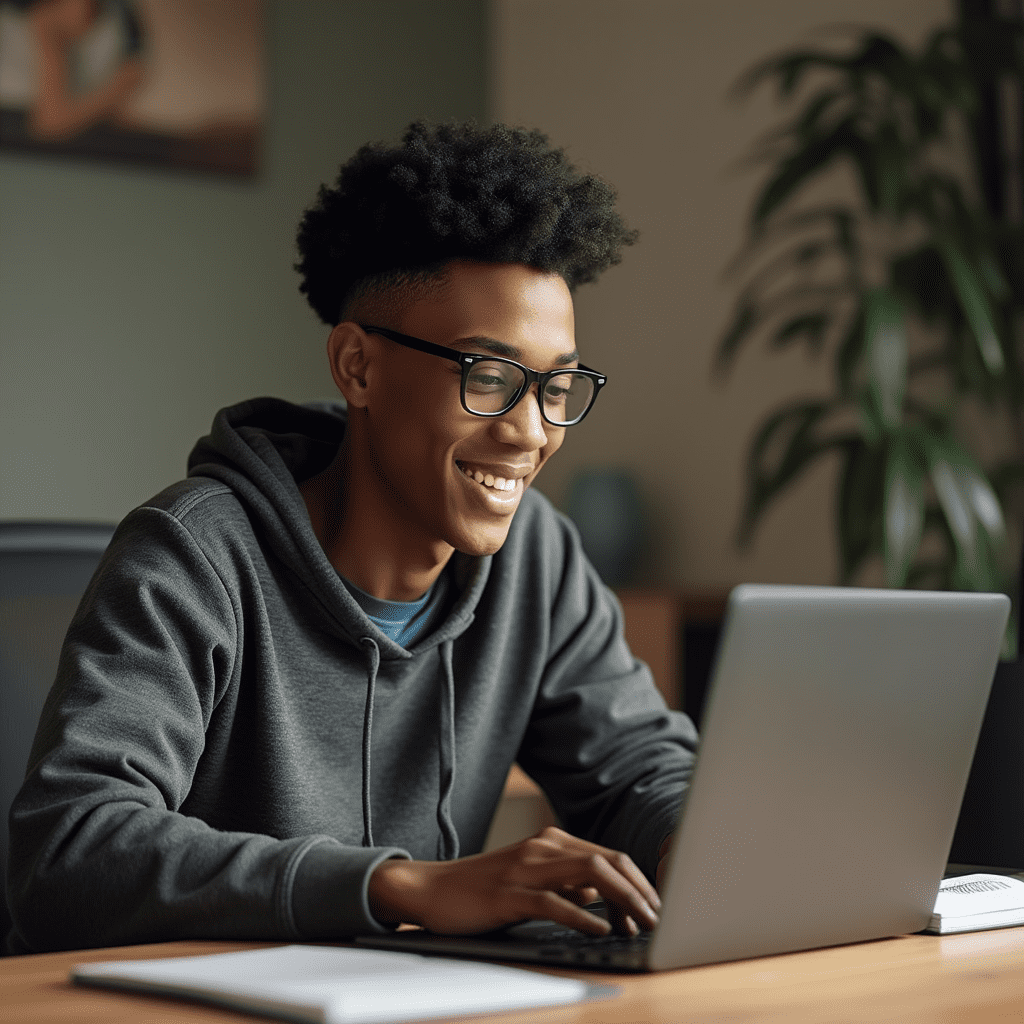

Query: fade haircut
left=295, top=120, right=638, bottom=326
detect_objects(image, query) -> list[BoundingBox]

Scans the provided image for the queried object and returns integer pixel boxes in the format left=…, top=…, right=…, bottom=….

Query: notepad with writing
left=71, top=943, right=611, bottom=1024
left=924, top=873, right=1024, bottom=934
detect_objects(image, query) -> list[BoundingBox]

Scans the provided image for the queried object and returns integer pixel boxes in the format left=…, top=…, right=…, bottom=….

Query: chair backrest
left=0, top=521, right=116, bottom=948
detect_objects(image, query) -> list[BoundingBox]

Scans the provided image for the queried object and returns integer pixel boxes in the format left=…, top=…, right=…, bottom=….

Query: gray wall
left=0, top=0, right=487, bottom=523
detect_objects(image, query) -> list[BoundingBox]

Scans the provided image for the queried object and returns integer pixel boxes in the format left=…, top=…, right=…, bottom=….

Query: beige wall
left=492, top=0, right=953, bottom=592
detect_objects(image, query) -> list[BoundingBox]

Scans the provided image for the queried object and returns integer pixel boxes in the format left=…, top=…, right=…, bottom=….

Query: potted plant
left=719, top=10, right=1024, bottom=653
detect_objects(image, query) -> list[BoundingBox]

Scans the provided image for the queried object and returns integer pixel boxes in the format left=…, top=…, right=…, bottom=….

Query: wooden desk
left=4, top=928, right=1024, bottom=1023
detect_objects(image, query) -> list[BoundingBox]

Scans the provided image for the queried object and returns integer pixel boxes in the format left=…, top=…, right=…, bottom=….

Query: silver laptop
left=358, top=584, right=1010, bottom=971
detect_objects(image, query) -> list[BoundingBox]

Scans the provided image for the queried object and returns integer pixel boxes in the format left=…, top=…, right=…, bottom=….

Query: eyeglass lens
left=465, top=361, right=595, bottom=424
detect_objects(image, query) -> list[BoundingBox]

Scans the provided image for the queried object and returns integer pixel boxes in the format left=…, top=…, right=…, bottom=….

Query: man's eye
left=544, top=373, right=579, bottom=402
left=467, top=373, right=514, bottom=392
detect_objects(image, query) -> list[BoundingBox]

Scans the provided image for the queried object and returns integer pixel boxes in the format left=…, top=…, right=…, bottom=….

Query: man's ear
left=327, top=322, right=375, bottom=409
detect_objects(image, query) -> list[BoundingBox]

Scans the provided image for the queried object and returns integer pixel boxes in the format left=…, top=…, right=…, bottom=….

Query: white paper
left=72, top=944, right=603, bottom=1024
left=926, top=873, right=1024, bottom=934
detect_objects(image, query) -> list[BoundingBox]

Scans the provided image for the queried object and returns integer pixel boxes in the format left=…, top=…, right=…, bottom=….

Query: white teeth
left=460, top=463, right=517, bottom=492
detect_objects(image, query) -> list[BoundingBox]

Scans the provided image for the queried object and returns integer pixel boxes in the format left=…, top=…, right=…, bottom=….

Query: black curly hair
left=295, top=121, right=638, bottom=326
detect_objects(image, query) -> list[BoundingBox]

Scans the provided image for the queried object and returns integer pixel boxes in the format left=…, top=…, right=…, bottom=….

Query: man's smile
left=455, top=458, right=533, bottom=493
left=455, top=459, right=527, bottom=509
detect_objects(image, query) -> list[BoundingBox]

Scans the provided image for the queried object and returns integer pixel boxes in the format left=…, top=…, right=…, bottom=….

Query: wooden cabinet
left=616, top=587, right=681, bottom=708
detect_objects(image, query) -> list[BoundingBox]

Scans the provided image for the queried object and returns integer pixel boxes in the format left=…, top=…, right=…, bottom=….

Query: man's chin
left=453, top=527, right=514, bottom=559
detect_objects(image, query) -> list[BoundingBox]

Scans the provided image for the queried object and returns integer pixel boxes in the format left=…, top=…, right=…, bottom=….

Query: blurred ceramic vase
left=564, top=469, right=646, bottom=587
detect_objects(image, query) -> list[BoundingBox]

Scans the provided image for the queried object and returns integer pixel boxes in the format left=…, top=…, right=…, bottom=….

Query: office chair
left=0, top=521, right=116, bottom=951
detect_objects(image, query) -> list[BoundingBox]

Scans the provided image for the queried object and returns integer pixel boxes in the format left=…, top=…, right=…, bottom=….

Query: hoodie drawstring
left=436, top=639, right=459, bottom=860
left=358, top=637, right=380, bottom=849
left=357, top=635, right=460, bottom=861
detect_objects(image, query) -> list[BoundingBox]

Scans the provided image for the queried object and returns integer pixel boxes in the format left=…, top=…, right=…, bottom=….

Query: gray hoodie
left=6, top=398, right=698, bottom=954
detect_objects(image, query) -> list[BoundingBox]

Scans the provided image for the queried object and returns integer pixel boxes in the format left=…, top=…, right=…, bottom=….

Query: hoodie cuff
left=291, top=841, right=412, bottom=938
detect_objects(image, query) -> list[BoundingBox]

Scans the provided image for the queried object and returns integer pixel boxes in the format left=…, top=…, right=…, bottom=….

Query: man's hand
left=368, top=826, right=661, bottom=937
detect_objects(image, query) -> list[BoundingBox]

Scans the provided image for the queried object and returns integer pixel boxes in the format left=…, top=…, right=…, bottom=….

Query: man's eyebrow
left=457, top=335, right=580, bottom=366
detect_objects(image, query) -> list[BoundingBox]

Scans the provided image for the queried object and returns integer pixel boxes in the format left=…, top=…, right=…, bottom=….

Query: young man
left=6, top=122, right=698, bottom=954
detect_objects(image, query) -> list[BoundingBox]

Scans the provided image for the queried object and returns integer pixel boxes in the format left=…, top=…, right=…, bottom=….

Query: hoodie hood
left=186, top=397, right=489, bottom=656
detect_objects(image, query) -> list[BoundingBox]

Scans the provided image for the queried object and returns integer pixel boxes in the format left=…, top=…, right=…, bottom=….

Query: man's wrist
left=368, top=857, right=430, bottom=926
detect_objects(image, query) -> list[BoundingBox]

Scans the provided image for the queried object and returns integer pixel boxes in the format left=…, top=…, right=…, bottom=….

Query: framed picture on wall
left=0, top=0, right=264, bottom=176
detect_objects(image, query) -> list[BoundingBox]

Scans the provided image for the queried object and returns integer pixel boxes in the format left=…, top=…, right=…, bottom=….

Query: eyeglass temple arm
left=358, top=325, right=469, bottom=366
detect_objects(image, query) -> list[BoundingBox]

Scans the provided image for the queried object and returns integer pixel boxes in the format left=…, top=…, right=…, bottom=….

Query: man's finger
left=607, top=903, right=641, bottom=937
left=600, top=847, right=662, bottom=913
left=532, top=830, right=662, bottom=914
left=523, top=850, right=658, bottom=931
left=574, top=853, right=659, bottom=931
left=561, top=885, right=601, bottom=907
left=519, top=888, right=613, bottom=937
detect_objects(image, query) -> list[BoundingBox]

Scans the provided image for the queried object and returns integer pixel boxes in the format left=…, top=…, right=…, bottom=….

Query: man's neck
left=299, top=441, right=453, bottom=602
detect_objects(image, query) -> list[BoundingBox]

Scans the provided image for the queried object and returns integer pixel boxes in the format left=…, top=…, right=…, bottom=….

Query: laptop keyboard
left=355, top=904, right=653, bottom=971
left=503, top=920, right=651, bottom=968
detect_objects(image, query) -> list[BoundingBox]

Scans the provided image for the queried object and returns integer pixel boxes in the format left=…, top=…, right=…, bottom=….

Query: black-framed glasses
left=359, top=324, right=607, bottom=426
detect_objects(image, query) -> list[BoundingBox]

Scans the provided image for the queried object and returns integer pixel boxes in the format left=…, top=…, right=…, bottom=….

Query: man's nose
left=497, top=382, right=550, bottom=447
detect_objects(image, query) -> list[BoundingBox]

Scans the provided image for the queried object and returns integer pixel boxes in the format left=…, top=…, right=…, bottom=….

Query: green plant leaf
left=872, top=120, right=911, bottom=216
left=890, top=244, right=954, bottom=325
left=723, top=205, right=862, bottom=285
left=836, top=438, right=885, bottom=583
left=717, top=283, right=848, bottom=372
left=910, top=172, right=972, bottom=232
left=836, top=303, right=867, bottom=399
left=928, top=456, right=981, bottom=585
left=740, top=239, right=836, bottom=299
left=831, top=208, right=858, bottom=263
left=920, top=27, right=976, bottom=112
left=882, top=432, right=924, bottom=587
left=937, top=239, right=1005, bottom=374
left=920, top=432, right=1007, bottom=592
left=752, top=119, right=859, bottom=226
left=864, top=287, right=907, bottom=429
left=716, top=296, right=759, bottom=370
left=794, top=87, right=849, bottom=140
left=846, top=131, right=883, bottom=212
left=848, top=33, right=909, bottom=86
left=732, top=48, right=853, bottom=100
left=769, top=312, right=830, bottom=354
left=978, top=250, right=1010, bottom=301
left=739, top=401, right=850, bottom=545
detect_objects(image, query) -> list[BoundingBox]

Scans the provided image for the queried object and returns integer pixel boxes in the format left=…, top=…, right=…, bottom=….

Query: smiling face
left=345, top=260, right=575, bottom=563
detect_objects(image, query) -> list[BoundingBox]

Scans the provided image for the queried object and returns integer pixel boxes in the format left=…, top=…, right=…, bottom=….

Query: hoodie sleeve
left=513, top=506, right=699, bottom=884
left=5, top=504, right=406, bottom=954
